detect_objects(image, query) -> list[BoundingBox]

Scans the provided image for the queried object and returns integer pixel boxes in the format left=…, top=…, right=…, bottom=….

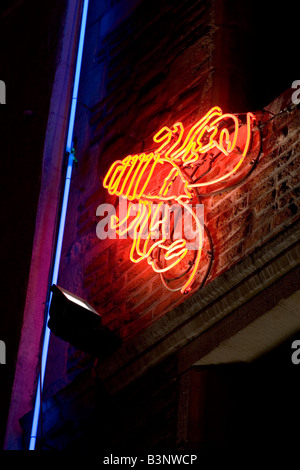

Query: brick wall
left=55, top=0, right=300, bottom=383
left=59, top=0, right=216, bottom=343
left=206, top=94, right=300, bottom=281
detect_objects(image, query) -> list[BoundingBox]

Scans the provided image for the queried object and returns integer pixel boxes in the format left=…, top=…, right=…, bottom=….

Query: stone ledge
left=193, top=289, right=300, bottom=366
left=96, top=218, right=300, bottom=392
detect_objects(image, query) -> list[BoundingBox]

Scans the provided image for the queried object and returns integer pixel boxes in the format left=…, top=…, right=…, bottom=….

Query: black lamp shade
left=48, top=284, right=121, bottom=358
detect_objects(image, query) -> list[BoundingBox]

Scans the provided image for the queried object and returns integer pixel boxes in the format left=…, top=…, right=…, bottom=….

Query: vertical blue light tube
left=29, top=0, right=89, bottom=450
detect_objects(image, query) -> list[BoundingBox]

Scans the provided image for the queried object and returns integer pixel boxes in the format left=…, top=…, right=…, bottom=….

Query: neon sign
left=102, top=106, right=257, bottom=294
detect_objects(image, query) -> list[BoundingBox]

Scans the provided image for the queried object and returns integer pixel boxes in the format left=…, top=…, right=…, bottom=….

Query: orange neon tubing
left=170, top=110, right=240, bottom=166
left=108, top=197, right=196, bottom=292
left=104, top=153, right=192, bottom=202
left=153, top=122, right=184, bottom=157
left=147, top=202, right=203, bottom=294
left=102, top=106, right=254, bottom=293
left=188, top=111, right=255, bottom=188
left=110, top=200, right=145, bottom=235
left=107, top=199, right=203, bottom=294
left=176, top=201, right=202, bottom=293
left=130, top=202, right=168, bottom=262
left=148, top=240, right=188, bottom=274
left=168, top=107, right=222, bottom=160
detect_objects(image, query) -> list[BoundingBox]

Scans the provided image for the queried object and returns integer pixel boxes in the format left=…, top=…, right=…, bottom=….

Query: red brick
left=121, top=310, right=154, bottom=340
left=216, top=242, right=244, bottom=276
left=84, top=248, right=109, bottom=276
left=271, top=205, right=299, bottom=230
left=83, top=273, right=95, bottom=290
left=253, top=190, right=276, bottom=215
left=152, top=292, right=182, bottom=318
left=248, top=176, right=276, bottom=206
left=125, top=283, right=152, bottom=311
left=78, top=210, right=91, bottom=227
left=241, top=221, right=272, bottom=254
left=62, top=4, right=300, bottom=349
left=84, top=186, right=107, bottom=210
left=78, top=214, right=98, bottom=236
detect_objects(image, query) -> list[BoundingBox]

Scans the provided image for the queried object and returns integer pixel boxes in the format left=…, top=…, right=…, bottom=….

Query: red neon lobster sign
left=103, top=106, right=256, bottom=294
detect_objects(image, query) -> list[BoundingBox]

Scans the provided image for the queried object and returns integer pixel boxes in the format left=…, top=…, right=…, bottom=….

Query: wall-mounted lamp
left=48, top=285, right=122, bottom=358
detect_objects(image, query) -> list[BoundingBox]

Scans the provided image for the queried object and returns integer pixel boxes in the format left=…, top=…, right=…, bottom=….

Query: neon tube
left=29, top=0, right=89, bottom=450
left=102, top=106, right=254, bottom=294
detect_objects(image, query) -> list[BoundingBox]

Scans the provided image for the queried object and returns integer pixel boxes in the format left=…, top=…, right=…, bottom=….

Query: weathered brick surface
left=88, top=99, right=299, bottom=341
left=11, top=0, right=299, bottom=454
left=59, top=0, right=215, bottom=348
left=57, top=0, right=300, bottom=372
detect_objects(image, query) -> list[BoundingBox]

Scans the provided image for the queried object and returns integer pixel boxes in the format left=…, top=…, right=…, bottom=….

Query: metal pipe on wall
left=29, top=0, right=89, bottom=450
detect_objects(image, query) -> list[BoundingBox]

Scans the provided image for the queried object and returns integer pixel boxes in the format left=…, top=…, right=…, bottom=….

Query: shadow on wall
left=188, top=330, right=300, bottom=454
left=242, top=0, right=300, bottom=110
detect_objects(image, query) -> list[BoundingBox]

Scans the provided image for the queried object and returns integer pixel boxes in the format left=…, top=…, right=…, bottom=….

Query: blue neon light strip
left=29, top=0, right=89, bottom=450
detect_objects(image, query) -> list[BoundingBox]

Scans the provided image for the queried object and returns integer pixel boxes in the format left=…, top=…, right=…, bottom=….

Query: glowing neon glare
left=102, top=106, right=255, bottom=293
left=103, top=154, right=192, bottom=202
left=188, top=111, right=255, bottom=187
